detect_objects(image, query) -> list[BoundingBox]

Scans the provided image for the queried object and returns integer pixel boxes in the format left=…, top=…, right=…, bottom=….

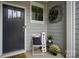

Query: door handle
left=22, top=25, right=26, bottom=29
left=22, top=25, right=26, bottom=31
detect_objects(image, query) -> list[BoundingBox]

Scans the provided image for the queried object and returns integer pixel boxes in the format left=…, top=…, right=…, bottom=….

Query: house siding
left=47, top=1, right=66, bottom=54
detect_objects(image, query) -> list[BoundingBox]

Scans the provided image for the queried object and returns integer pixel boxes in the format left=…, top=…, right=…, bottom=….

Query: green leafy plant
left=47, top=35, right=53, bottom=40
left=49, top=44, right=61, bottom=55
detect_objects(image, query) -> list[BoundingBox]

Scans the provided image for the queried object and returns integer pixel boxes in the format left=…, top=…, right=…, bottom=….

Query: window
left=8, top=9, right=21, bottom=19
left=17, top=11, right=21, bottom=18
left=8, top=9, right=12, bottom=18
left=32, top=6, right=43, bottom=21
left=13, top=10, right=17, bottom=18
left=30, top=2, right=44, bottom=24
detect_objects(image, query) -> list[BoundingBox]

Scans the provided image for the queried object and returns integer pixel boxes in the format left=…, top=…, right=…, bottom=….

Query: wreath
left=49, top=5, right=63, bottom=23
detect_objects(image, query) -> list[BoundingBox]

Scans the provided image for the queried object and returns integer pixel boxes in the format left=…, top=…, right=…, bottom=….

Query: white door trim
left=1, top=1, right=27, bottom=57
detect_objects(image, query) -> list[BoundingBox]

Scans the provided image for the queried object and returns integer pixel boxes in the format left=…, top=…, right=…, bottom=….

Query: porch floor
left=26, top=52, right=64, bottom=58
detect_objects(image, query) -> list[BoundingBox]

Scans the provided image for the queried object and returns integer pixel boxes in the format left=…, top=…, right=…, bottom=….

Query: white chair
left=32, top=32, right=46, bottom=56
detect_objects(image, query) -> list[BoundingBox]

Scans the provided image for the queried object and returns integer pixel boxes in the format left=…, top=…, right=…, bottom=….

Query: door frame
left=1, top=2, right=27, bottom=57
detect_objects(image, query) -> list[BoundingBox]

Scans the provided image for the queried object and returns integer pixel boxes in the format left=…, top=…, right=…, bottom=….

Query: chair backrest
left=32, top=33, right=41, bottom=45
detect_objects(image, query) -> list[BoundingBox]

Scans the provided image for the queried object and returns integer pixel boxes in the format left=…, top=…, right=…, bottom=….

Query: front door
left=3, top=4, right=25, bottom=53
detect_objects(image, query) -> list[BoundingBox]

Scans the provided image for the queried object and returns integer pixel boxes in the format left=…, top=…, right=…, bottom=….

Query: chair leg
left=41, top=47, right=44, bottom=56
left=32, top=46, right=34, bottom=56
left=43, top=52, right=44, bottom=56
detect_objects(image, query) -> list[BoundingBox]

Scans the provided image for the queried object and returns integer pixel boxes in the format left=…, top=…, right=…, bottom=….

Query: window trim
left=30, top=2, right=45, bottom=24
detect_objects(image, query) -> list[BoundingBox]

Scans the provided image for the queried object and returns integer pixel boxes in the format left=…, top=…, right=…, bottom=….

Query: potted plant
left=47, top=35, right=53, bottom=40
left=47, top=35, right=53, bottom=44
left=47, top=35, right=53, bottom=51
left=49, top=44, right=61, bottom=56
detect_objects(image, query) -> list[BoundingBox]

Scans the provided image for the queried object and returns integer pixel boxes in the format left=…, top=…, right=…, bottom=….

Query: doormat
left=7, top=53, right=27, bottom=58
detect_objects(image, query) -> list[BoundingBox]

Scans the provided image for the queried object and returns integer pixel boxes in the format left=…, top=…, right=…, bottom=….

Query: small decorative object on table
left=49, top=44, right=61, bottom=56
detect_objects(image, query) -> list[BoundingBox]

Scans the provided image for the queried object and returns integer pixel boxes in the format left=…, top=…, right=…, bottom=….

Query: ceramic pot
left=47, top=40, right=53, bottom=44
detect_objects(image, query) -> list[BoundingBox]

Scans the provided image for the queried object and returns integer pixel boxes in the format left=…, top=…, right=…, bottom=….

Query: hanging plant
left=49, top=5, right=63, bottom=23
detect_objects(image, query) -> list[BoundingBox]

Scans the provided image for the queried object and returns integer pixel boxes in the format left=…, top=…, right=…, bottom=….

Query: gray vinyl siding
left=76, top=1, right=79, bottom=58
left=47, top=1, right=66, bottom=54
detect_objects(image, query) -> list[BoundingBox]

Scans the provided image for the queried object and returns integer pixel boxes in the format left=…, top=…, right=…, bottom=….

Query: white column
left=66, top=1, right=75, bottom=58
left=72, top=1, right=75, bottom=58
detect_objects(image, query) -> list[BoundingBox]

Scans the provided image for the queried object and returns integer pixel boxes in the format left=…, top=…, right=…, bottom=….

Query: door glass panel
left=17, top=11, right=21, bottom=18
left=8, top=9, right=21, bottom=19
left=8, top=9, right=12, bottom=19
left=13, top=10, right=17, bottom=18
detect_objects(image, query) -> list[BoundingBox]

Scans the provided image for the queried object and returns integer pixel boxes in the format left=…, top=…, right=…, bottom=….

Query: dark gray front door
left=3, top=4, right=25, bottom=53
